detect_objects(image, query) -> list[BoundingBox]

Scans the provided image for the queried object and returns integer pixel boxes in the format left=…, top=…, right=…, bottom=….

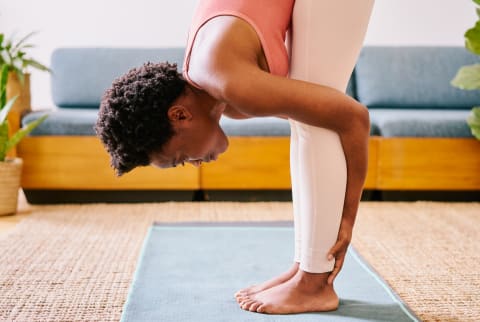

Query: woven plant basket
left=0, top=158, right=23, bottom=216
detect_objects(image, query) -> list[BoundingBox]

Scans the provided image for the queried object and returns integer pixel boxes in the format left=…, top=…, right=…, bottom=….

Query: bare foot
left=239, top=269, right=339, bottom=314
left=234, top=262, right=299, bottom=303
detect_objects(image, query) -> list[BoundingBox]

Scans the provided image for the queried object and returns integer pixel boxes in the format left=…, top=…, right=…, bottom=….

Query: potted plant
left=451, top=0, right=480, bottom=139
left=0, top=32, right=50, bottom=139
left=0, top=65, right=47, bottom=215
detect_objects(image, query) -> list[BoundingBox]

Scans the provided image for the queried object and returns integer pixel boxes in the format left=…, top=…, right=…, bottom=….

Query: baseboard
left=23, top=188, right=478, bottom=203
left=23, top=189, right=197, bottom=204
left=379, top=190, right=480, bottom=202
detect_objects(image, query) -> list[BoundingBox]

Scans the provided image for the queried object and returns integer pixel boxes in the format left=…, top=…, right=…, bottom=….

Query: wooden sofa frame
left=17, top=135, right=480, bottom=192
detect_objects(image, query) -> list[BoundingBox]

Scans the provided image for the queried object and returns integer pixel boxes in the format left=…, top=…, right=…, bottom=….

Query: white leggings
left=289, top=0, right=374, bottom=273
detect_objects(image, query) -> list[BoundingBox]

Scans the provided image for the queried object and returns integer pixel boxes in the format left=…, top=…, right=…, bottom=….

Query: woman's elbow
left=343, top=102, right=370, bottom=136
left=358, top=103, right=371, bottom=135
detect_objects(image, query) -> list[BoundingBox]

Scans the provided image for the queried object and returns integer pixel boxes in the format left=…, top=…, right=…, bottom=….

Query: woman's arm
left=190, top=18, right=366, bottom=283
left=217, top=64, right=370, bottom=228
left=217, top=63, right=369, bottom=285
left=191, top=25, right=369, bottom=223
left=223, top=104, right=252, bottom=119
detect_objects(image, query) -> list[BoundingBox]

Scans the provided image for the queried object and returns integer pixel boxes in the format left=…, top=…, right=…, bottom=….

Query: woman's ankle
left=295, top=270, right=331, bottom=291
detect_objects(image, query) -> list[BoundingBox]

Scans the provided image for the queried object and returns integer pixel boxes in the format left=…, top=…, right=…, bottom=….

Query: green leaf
left=0, top=64, right=8, bottom=107
left=0, top=121, right=9, bottom=161
left=0, top=64, right=8, bottom=91
left=467, top=107, right=480, bottom=127
left=0, top=51, right=10, bottom=65
left=472, top=106, right=480, bottom=119
left=11, top=31, right=36, bottom=53
left=0, top=96, right=18, bottom=123
left=465, top=21, right=480, bottom=55
left=451, top=64, right=480, bottom=90
left=474, top=0, right=480, bottom=6
left=0, top=32, right=48, bottom=76
left=468, top=120, right=480, bottom=139
left=23, top=59, right=51, bottom=72
left=476, top=7, right=480, bottom=18
left=5, top=114, right=48, bottom=153
left=467, top=107, right=480, bottom=140
left=0, top=34, right=3, bottom=47
left=12, top=57, right=23, bottom=72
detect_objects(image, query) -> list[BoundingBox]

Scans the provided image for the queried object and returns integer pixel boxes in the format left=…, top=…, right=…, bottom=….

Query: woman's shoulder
left=186, top=16, right=267, bottom=97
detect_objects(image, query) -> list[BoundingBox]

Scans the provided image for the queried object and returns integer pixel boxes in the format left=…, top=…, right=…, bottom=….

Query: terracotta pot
left=0, top=158, right=23, bottom=216
left=6, top=72, right=31, bottom=114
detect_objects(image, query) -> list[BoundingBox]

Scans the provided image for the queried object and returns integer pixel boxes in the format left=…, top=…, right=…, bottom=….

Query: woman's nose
left=188, top=160, right=202, bottom=167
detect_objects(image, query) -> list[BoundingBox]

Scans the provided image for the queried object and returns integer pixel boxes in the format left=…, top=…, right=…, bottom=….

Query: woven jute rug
left=0, top=201, right=478, bottom=321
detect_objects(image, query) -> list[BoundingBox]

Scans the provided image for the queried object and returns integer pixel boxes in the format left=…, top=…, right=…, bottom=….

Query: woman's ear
left=167, top=105, right=193, bottom=122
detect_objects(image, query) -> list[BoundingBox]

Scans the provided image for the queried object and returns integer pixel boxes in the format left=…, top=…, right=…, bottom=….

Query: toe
left=235, top=292, right=248, bottom=301
left=235, top=285, right=253, bottom=296
left=238, top=298, right=247, bottom=307
left=239, top=297, right=253, bottom=307
left=249, top=301, right=262, bottom=312
left=237, top=294, right=251, bottom=303
left=241, top=300, right=256, bottom=311
left=235, top=294, right=245, bottom=304
left=256, top=303, right=267, bottom=313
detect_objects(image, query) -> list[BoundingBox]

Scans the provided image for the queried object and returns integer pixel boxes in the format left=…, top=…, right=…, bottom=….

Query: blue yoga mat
left=122, top=222, right=418, bottom=322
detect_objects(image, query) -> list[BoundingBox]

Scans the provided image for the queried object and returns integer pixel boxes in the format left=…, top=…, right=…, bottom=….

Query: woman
left=96, top=0, right=374, bottom=314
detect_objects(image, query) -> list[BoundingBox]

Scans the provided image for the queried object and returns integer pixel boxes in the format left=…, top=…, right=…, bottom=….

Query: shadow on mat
left=305, top=299, right=414, bottom=321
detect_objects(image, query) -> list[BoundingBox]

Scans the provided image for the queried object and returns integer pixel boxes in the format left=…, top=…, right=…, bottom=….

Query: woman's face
left=149, top=107, right=229, bottom=168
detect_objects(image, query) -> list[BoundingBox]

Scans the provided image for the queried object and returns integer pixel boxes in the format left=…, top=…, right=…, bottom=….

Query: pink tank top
left=183, top=0, right=294, bottom=88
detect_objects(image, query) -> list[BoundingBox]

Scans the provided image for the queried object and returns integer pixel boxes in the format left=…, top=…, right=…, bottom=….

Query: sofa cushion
left=355, top=47, right=480, bottom=109
left=369, top=108, right=473, bottom=137
left=24, top=110, right=379, bottom=137
left=51, top=48, right=185, bottom=108
left=24, top=111, right=293, bottom=137
left=221, top=115, right=379, bottom=136
left=23, top=109, right=98, bottom=135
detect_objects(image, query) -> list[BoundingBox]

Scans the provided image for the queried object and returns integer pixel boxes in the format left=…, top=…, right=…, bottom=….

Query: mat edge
left=120, top=226, right=155, bottom=322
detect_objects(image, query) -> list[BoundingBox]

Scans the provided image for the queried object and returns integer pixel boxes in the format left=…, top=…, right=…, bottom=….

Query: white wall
left=0, top=0, right=477, bottom=109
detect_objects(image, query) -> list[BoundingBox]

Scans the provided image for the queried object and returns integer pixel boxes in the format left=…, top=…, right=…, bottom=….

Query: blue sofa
left=18, top=46, right=480, bottom=202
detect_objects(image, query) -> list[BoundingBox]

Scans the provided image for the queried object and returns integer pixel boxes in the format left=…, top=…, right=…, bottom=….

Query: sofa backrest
left=51, top=48, right=185, bottom=108
left=355, top=46, right=480, bottom=109
left=51, top=46, right=480, bottom=110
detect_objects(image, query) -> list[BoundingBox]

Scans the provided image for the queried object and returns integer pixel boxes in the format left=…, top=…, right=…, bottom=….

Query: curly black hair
left=95, top=62, right=186, bottom=176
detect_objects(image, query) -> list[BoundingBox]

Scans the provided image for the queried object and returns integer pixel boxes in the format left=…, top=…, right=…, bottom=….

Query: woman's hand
left=327, top=220, right=354, bottom=285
